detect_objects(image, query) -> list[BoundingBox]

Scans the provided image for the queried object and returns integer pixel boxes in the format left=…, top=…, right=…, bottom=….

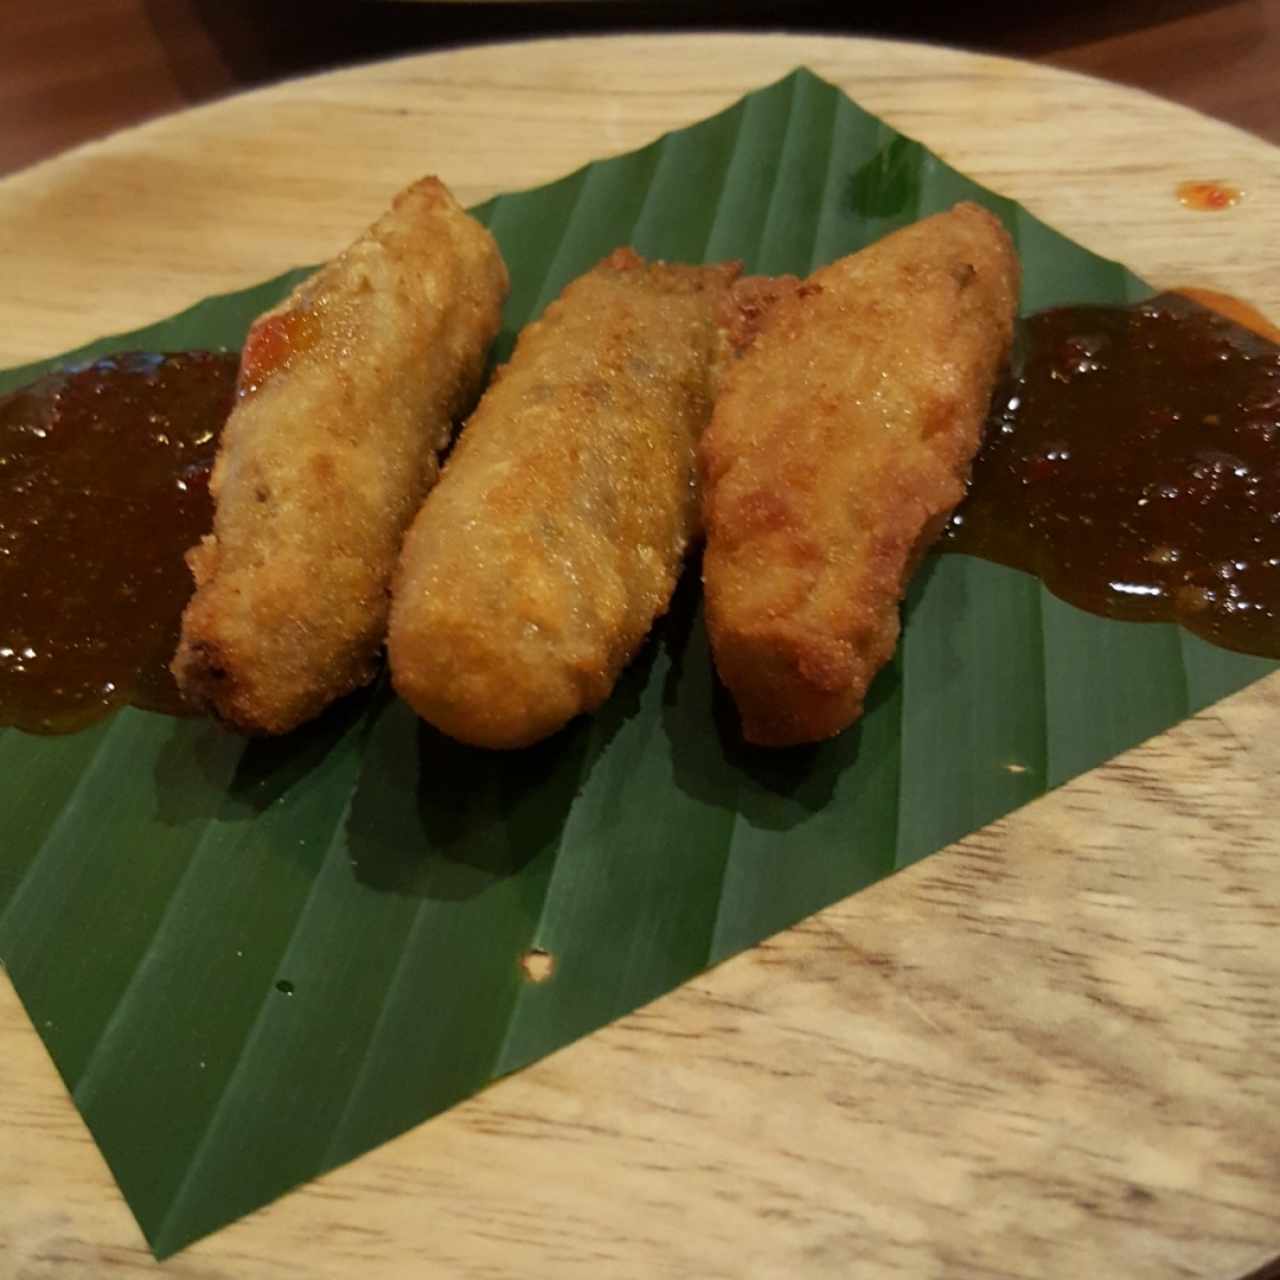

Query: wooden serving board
left=2, top=33, right=1279, bottom=1279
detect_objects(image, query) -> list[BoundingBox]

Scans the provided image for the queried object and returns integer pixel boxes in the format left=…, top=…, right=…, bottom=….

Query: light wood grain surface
left=7, top=1, right=1280, bottom=179
left=2, top=33, right=1279, bottom=1279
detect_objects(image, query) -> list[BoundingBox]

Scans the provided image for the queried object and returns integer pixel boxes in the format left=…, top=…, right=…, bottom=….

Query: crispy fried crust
left=700, top=203, right=1020, bottom=747
left=171, top=177, right=508, bottom=734
left=713, top=273, right=804, bottom=376
left=388, top=248, right=739, bottom=749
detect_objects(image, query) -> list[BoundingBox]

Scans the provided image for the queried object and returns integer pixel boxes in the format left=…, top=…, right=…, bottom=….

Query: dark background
left=4, top=0, right=1278, bottom=177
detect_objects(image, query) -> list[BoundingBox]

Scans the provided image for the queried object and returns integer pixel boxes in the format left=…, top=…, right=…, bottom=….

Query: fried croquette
left=172, top=176, right=508, bottom=734
left=388, top=247, right=740, bottom=749
left=701, top=202, right=1020, bottom=747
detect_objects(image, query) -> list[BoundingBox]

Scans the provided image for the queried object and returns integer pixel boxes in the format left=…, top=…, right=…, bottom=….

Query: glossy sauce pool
left=0, top=351, right=236, bottom=732
left=2, top=292, right=1279, bottom=735
left=945, top=293, right=1280, bottom=658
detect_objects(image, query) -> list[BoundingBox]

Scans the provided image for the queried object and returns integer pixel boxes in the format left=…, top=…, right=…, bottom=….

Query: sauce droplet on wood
left=1176, top=180, right=1243, bottom=211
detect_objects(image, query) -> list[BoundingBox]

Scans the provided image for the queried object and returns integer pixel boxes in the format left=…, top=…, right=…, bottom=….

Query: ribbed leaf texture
left=1, top=70, right=1273, bottom=1257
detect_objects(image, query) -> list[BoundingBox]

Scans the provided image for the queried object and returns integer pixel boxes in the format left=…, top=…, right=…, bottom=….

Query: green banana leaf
left=1, top=68, right=1273, bottom=1258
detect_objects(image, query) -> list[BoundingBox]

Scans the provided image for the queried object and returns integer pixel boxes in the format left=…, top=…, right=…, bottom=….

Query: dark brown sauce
left=4, top=291, right=1279, bottom=734
left=0, top=350, right=236, bottom=732
left=1175, top=287, right=1280, bottom=344
left=946, top=292, right=1280, bottom=658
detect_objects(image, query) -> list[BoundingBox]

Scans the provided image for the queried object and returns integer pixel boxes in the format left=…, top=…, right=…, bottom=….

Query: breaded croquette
left=388, top=248, right=739, bottom=749
left=701, top=202, right=1020, bottom=746
left=172, top=177, right=508, bottom=734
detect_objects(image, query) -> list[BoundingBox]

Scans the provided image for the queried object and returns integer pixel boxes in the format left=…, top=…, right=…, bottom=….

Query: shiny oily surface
left=1175, top=179, right=1244, bottom=211
left=4, top=292, right=1280, bottom=736
left=1176, top=287, right=1280, bottom=344
left=947, top=294, right=1280, bottom=658
left=0, top=351, right=236, bottom=732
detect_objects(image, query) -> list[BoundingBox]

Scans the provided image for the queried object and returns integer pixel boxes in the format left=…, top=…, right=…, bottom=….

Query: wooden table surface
left=3, top=30, right=1280, bottom=1280
left=5, top=0, right=1280, bottom=177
